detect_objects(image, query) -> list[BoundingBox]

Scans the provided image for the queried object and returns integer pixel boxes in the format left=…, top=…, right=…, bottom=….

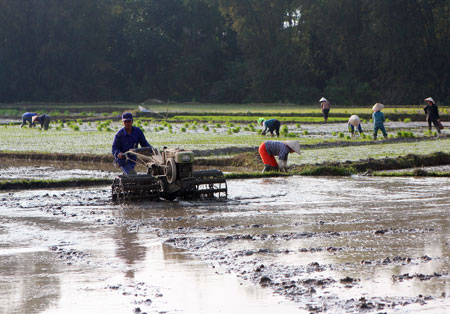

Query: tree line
left=0, top=0, right=448, bottom=105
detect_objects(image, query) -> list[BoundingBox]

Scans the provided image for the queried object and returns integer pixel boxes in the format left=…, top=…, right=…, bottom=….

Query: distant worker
left=20, top=112, right=37, bottom=128
left=423, top=97, right=442, bottom=136
left=348, top=115, right=363, bottom=136
left=258, top=118, right=281, bottom=137
left=258, top=140, right=301, bottom=173
left=112, top=112, right=153, bottom=175
left=32, top=114, right=51, bottom=130
left=319, top=97, right=331, bottom=123
left=372, top=103, right=387, bottom=140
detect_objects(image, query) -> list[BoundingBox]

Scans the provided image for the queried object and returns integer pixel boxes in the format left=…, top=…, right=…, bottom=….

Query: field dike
left=1, top=150, right=449, bottom=190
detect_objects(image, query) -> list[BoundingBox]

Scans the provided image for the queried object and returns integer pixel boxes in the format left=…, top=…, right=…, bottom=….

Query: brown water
left=1, top=175, right=449, bottom=313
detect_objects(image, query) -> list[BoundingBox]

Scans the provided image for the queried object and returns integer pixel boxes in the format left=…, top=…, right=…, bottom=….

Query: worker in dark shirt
left=32, top=114, right=51, bottom=130
left=258, top=118, right=281, bottom=137
left=423, top=97, right=441, bottom=136
left=112, top=112, right=153, bottom=175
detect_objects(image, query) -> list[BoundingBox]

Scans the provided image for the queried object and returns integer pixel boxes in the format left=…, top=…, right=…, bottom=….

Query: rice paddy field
left=1, top=102, right=449, bottom=168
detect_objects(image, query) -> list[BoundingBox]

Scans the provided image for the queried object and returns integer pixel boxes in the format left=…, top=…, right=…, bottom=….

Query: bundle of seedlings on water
left=243, top=127, right=250, bottom=131
left=403, top=118, right=411, bottom=123
left=303, top=130, right=309, bottom=135
left=338, top=132, right=345, bottom=138
left=77, top=119, right=83, bottom=125
left=332, top=131, right=336, bottom=136
left=296, top=123, right=300, bottom=128
left=227, top=129, right=233, bottom=135
left=215, top=123, right=221, bottom=128
left=280, top=125, right=289, bottom=136
left=232, top=126, right=241, bottom=133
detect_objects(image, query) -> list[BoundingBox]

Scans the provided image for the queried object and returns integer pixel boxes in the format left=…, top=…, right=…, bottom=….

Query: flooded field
left=1, top=170, right=449, bottom=313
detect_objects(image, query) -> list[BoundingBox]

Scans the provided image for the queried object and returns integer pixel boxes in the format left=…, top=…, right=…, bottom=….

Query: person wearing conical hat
left=423, top=97, right=442, bottom=136
left=372, top=103, right=387, bottom=140
left=319, top=97, right=331, bottom=123
left=348, top=115, right=363, bottom=136
left=257, top=118, right=281, bottom=137
left=258, top=140, right=301, bottom=172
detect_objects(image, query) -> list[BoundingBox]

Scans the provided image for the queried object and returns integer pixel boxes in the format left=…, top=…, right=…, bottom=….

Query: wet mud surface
left=1, top=171, right=450, bottom=313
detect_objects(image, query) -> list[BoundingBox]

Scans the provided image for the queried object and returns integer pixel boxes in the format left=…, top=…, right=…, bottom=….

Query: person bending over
left=258, top=118, right=281, bottom=137
left=258, top=140, right=301, bottom=173
left=20, top=112, right=37, bottom=128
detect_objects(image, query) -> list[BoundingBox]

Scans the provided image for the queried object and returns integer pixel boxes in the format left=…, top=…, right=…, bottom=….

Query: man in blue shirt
left=112, top=112, right=153, bottom=175
left=20, top=112, right=37, bottom=128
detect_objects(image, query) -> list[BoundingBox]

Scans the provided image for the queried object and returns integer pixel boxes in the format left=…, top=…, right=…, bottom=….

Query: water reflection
left=0, top=252, right=60, bottom=314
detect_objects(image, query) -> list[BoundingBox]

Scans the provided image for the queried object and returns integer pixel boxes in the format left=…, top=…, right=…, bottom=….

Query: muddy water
left=1, top=175, right=449, bottom=313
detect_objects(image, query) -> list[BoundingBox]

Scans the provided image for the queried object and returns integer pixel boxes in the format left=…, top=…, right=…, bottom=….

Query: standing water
left=0, top=175, right=449, bottom=313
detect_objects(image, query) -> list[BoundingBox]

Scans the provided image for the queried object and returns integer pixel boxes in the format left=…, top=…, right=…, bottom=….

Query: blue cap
left=122, top=112, right=133, bottom=121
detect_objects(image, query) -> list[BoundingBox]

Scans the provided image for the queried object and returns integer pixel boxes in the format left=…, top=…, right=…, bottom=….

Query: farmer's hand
left=118, top=152, right=124, bottom=159
left=261, top=130, right=266, bottom=136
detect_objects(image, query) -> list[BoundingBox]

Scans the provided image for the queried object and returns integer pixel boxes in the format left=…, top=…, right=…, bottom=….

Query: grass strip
left=374, top=170, right=450, bottom=177
left=0, top=178, right=111, bottom=190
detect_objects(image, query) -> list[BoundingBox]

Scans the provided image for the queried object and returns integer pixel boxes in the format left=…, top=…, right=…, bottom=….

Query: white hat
left=348, top=115, right=361, bottom=127
left=284, top=141, right=301, bottom=155
left=319, top=97, right=328, bottom=102
left=372, top=103, right=384, bottom=112
left=424, top=97, right=435, bottom=104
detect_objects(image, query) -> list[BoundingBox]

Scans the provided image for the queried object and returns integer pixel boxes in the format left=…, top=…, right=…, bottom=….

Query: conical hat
left=348, top=115, right=361, bottom=127
left=32, top=115, right=39, bottom=123
left=372, top=103, right=384, bottom=112
left=284, top=141, right=301, bottom=155
left=424, top=97, right=435, bottom=104
left=319, top=97, right=327, bottom=102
